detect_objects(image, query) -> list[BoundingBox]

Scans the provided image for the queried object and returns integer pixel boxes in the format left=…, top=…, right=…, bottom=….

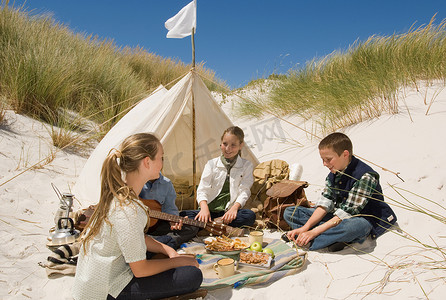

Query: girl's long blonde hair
left=81, top=133, right=160, bottom=251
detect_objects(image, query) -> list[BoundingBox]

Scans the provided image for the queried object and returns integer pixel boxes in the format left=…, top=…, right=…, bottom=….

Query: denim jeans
left=180, top=208, right=256, bottom=228
left=107, top=266, right=203, bottom=300
left=284, top=206, right=372, bottom=250
left=148, top=220, right=199, bottom=249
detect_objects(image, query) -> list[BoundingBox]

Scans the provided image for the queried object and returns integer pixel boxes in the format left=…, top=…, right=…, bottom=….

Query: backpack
left=262, top=180, right=310, bottom=230
left=244, top=159, right=290, bottom=219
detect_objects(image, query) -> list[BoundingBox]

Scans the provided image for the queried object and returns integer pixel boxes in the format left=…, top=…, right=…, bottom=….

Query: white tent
left=73, top=71, right=259, bottom=209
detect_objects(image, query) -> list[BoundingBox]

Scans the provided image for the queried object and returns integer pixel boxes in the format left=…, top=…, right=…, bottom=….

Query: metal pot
left=51, top=217, right=80, bottom=245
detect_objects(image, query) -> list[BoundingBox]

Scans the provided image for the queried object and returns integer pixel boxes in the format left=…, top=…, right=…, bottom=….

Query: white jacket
left=196, top=156, right=254, bottom=209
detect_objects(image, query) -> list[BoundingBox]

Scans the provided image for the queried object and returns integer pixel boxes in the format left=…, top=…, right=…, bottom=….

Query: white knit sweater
left=73, top=198, right=147, bottom=299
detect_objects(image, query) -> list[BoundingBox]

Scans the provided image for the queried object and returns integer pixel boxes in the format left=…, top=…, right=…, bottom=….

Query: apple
left=250, top=242, right=262, bottom=252
left=262, top=247, right=275, bottom=258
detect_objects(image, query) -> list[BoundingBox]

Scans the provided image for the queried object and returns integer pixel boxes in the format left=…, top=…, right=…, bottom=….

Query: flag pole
left=192, top=27, right=196, bottom=68
left=191, top=27, right=197, bottom=209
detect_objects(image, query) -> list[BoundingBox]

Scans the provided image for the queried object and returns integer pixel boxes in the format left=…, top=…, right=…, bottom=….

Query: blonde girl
left=73, top=133, right=203, bottom=300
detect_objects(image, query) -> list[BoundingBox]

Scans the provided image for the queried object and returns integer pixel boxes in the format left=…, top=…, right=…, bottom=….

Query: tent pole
left=191, top=28, right=197, bottom=208
left=192, top=75, right=197, bottom=209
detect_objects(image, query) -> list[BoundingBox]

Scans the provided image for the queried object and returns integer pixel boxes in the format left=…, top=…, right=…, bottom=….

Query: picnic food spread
left=203, top=235, right=277, bottom=269
left=204, top=236, right=250, bottom=252
left=239, top=251, right=273, bottom=268
left=240, top=251, right=270, bottom=264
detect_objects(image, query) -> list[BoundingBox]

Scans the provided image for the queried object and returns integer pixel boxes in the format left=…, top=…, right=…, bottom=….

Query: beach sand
left=0, top=82, right=445, bottom=299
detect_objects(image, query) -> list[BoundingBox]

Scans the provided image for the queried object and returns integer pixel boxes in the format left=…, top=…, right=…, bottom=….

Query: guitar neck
left=148, top=210, right=206, bottom=229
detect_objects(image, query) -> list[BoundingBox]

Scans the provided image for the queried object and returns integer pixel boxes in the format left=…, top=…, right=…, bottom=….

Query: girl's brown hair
left=221, top=126, right=245, bottom=156
left=81, top=133, right=160, bottom=251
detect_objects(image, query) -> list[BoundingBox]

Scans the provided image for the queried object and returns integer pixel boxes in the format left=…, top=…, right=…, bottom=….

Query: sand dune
left=0, top=82, right=445, bottom=299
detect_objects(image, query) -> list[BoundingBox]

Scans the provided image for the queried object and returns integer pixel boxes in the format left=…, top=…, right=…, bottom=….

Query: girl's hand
left=130, top=254, right=199, bottom=277
left=175, top=256, right=200, bottom=268
left=166, top=247, right=180, bottom=258
left=196, top=201, right=211, bottom=223
left=221, top=206, right=238, bottom=224
left=196, top=210, right=211, bottom=223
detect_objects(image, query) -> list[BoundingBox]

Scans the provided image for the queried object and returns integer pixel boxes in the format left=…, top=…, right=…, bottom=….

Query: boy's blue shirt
left=139, top=173, right=179, bottom=216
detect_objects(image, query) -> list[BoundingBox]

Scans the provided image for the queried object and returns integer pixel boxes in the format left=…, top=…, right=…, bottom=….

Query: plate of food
left=238, top=250, right=273, bottom=269
left=204, top=236, right=250, bottom=255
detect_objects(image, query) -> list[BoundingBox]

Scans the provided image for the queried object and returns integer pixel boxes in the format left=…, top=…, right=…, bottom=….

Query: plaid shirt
left=317, top=171, right=378, bottom=219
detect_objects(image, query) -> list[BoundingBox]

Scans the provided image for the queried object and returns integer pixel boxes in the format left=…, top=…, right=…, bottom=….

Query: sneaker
left=281, top=233, right=291, bottom=243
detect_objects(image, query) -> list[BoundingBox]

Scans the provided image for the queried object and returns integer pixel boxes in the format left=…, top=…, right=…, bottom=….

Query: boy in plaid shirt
left=284, top=132, right=397, bottom=251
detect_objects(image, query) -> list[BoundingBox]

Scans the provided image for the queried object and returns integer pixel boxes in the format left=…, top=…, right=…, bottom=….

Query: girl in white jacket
left=180, top=126, right=256, bottom=228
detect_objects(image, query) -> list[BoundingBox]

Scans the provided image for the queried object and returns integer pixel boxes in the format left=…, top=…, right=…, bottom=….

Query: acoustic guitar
left=140, top=198, right=239, bottom=236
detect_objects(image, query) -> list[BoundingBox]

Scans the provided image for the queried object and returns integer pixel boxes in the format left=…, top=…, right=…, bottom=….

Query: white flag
left=165, top=0, right=196, bottom=38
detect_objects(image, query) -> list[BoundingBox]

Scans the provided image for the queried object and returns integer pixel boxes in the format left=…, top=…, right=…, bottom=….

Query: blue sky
left=11, top=0, right=446, bottom=88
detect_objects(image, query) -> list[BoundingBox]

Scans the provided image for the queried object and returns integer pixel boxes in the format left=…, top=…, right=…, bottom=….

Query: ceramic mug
left=248, top=230, right=264, bottom=245
left=213, top=258, right=236, bottom=278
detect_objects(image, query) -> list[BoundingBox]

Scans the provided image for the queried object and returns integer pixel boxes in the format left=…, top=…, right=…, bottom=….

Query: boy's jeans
left=284, top=206, right=372, bottom=250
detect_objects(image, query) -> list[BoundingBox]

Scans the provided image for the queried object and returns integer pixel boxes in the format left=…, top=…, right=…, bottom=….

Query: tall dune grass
left=0, top=102, right=5, bottom=125
left=0, top=2, right=226, bottom=142
left=358, top=184, right=446, bottom=298
left=237, top=16, right=446, bottom=134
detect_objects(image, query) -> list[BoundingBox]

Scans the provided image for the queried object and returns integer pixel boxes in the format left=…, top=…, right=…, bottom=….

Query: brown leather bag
left=73, top=205, right=96, bottom=232
left=262, top=180, right=310, bottom=230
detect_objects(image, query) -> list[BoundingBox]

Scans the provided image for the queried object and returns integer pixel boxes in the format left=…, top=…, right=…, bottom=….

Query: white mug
left=213, top=258, right=236, bottom=278
left=248, top=230, right=264, bottom=245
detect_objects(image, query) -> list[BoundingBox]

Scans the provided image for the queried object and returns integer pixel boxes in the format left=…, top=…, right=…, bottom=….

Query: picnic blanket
left=180, top=238, right=306, bottom=290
